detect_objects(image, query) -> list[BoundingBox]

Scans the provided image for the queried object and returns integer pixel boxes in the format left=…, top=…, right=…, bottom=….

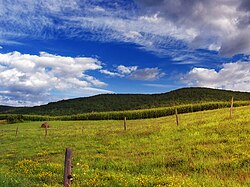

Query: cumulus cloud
left=129, top=67, right=165, bottom=81
left=117, top=65, right=138, bottom=74
left=100, top=65, right=136, bottom=78
left=183, top=61, right=250, bottom=91
left=0, top=51, right=166, bottom=106
left=99, top=69, right=122, bottom=77
left=100, top=64, right=165, bottom=81
left=0, top=51, right=111, bottom=106
left=136, top=0, right=250, bottom=56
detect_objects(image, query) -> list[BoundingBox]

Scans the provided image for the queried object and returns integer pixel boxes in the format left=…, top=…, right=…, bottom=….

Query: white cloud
left=0, top=46, right=2, bottom=49
left=100, top=69, right=122, bottom=77
left=100, top=65, right=165, bottom=81
left=139, top=13, right=161, bottom=23
left=0, top=0, right=250, bottom=57
left=173, top=61, right=200, bottom=65
left=82, top=74, right=107, bottom=87
left=136, top=0, right=250, bottom=56
left=124, top=31, right=142, bottom=39
left=183, top=61, right=250, bottom=92
left=0, top=51, right=111, bottom=106
left=144, top=83, right=170, bottom=88
left=93, top=6, right=106, bottom=13
left=208, top=43, right=221, bottom=51
left=0, top=0, right=194, bottom=56
left=172, top=54, right=204, bottom=65
left=117, top=65, right=138, bottom=74
left=129, top=67, right=165, bottom=81
left=64, top=14, right=193, bottom=53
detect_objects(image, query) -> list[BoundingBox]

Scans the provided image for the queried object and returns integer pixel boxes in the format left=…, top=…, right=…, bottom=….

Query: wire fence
left=0, top=126, right=87, bottom=138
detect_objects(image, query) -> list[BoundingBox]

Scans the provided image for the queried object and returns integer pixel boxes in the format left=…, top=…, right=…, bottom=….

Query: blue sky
left=0, top=0, right=250, bottom=106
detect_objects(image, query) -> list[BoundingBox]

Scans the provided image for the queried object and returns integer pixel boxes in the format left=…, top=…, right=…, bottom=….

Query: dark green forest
left=1, top=87, right=250, bottom=116
left=0, top=106, right=20, bottom=113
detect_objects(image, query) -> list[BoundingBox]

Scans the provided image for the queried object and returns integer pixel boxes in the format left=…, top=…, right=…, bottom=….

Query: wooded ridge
left=1, top=87, right=250, bottom=116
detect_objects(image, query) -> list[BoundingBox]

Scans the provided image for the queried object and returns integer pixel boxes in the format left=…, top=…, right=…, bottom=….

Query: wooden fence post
left=64, top=148, right=73, bottom=187
left=175, top=108, right=179, bottom=126
left=15, top=126, right=19, bottom=137
left=230, top=96, right=234, bottom=119
left=124, top=117, right=127, bottom=131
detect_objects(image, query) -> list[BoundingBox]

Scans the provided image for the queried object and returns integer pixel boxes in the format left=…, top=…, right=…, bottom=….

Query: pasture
left=0, top=105, right=250, bottom=186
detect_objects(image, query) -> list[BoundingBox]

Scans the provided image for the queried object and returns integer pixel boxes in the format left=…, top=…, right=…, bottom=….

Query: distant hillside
left=1, top=87, right=250, bottom=116
left=0, top=106, right=18, bottom=113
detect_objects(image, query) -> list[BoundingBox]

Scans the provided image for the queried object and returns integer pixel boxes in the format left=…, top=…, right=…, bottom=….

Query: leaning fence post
left=124, top=117, right=127, bottom=131
left=175, top=108, right=179, bottom=126
left=64, top=148, right=73, bottom=187
left=230, top=96, right=234, bottom=119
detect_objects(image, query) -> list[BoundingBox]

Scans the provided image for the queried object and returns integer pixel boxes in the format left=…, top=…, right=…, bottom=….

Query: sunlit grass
left=0, top=105, right=250, bottom=186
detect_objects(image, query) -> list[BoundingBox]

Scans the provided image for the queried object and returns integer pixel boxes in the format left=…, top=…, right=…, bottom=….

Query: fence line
left=0, top=101, right=248, bottom=136
left=0, top=127, right=88, bottom=138
left=0, top=128, right=84, bottom=132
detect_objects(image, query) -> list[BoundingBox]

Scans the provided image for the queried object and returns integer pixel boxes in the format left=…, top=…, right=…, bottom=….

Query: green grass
left=0, top=105, right=250, bottom=186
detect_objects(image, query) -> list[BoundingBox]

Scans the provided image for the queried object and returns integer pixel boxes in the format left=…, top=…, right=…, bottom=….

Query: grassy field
left=0, top=105, right=250, bottom=186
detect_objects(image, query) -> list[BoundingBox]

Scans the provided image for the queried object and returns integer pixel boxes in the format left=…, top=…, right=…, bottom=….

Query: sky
left=0, top=0, right=250, bottom=106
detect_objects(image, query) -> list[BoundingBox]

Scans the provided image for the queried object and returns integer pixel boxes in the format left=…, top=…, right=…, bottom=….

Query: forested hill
left=1, top=87, right=250, bottom=116
left=0, top=106, right=20, bottom=113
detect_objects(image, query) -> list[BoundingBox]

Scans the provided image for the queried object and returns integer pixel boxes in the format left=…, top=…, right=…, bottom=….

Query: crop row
left=1, top=101, right=250, bottom=122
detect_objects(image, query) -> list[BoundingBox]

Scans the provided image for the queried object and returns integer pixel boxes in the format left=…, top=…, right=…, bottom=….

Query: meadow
left=0, top=105, right=250, bottom=186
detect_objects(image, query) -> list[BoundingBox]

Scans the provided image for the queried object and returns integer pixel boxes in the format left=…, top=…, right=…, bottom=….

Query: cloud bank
left=100, top=65, right=165, bottom=81
left=0, top=51, right=110, bottom=106
left=0, top=51, right=165, bottom=106
left=136, top=0, right=250, bottom=56
left=1, top=0, right=249, bottom=57
left=183, top=61, right=250, bottom=92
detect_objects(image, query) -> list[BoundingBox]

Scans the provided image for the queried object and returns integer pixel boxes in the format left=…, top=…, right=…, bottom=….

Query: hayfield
left=0, top=105, right=250, bottom=186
